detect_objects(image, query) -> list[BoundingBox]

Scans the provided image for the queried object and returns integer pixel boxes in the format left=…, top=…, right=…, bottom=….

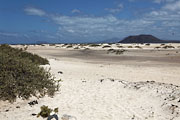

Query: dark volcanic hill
left=119, top=35, right=165, bottom=43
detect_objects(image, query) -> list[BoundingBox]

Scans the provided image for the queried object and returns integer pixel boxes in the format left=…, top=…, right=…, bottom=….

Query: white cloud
left=163, top=0, right=180, bottom=11
left=154, top=0, right=176, bottom=3
left=50, top=14, right=154, bottom=40
left=24, top=7, right=46, bottom=16
left=0, top=32, right=19, bottom=37
left=71, top=9, right=81, bottom=14
left=105, top=4, right=123, bottom=13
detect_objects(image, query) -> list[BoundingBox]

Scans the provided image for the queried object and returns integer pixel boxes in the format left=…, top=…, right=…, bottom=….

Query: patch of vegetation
left=145, top=43, right=150, bottom=46
left=162, top=45, right=175, bottom=49
left=37, top=105, right=59, bottom=118
left=128, top=46, right=133, bottom=48
left=49, top=44, right=56, bottom=46
left=154, top=46, right=161, bottom=49
left=135, top=46, right=142, bottom=49
left=102, top=45, right=111, bottom=48
left=117, top=46, right=124, bottom=48
left=89, top=44, right=101, bottom=47
left=0, top=44, right=58, bottom=102
left=66, top=45, right=73, bottom=48
left=160, top=44, right=165, bottom=46
left=107, top=49, right=126, bottom=55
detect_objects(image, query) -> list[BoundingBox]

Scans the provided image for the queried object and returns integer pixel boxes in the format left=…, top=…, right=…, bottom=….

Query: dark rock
left=32, top=113, right=37, bottom=116
left=58, top=71, right=63, bottom=74
left=47, top=114, right=59, bottom=120
left=28, top=100, right=38, bottom=106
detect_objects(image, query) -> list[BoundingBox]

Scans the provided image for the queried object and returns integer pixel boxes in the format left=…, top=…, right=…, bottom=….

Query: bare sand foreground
left=1, top=43, right=180, bottom=120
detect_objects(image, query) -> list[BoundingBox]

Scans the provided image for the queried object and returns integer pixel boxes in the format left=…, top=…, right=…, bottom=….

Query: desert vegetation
left=107, top=49, right=126, bottom=55
left=128, top=46, right=133, bottom=48
left=102, top=45, right=111, bottom=48
left=0, top=44, right=58, bottom=102
left=135, top=46, right=142, bottom=49
left=88, top=44, right=101, bottom=47
left=162, top=45, right=175, bottom=49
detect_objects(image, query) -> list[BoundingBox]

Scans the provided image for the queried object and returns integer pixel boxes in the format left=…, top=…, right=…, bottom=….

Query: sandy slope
left=1, top=44, right=180, bottom=120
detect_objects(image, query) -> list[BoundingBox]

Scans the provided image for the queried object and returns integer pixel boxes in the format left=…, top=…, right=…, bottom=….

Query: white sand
left=1, top=44, right=180, bottom=120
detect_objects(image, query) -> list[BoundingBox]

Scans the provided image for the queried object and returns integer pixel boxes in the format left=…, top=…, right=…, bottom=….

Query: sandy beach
left=1, top=43, right=180, bottom=120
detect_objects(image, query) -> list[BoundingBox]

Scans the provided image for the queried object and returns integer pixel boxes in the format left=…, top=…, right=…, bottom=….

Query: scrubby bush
left=162, top=45, right=175, bottom=49
left=0, top=44, right=58, bottom=102
left=135, top=46, right=142, bottom=49
left=117, top=46, right=124, bottom=48
left=145, top=43, right=150, bottom=46
left=89, top=44, right=101, bottom=47
left=66, top=45, right=73, bottom=48
left=128, top=46, right=133, bottom=48
left=107, top=49, right=126, bottom=55
left=102, top=45, right=111, bottom=48
left=37, top=105, right=59, bottom=118
left=154, top=46, right=161, bottom=49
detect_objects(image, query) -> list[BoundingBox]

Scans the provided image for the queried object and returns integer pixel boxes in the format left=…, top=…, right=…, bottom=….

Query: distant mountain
left=119, top=34, right=180, bottom=43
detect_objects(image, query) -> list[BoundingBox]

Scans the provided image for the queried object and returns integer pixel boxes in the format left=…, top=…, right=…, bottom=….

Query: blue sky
left=0, top=0, right=180, bottom=43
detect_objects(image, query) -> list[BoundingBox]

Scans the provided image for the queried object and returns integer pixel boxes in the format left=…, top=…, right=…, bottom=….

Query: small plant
left=37, top=105, right=59, bottom=118
left=128, top=46, right=133, bottom=48
left=160, top=44, right=165, bottom=46
left=145, top=43, right=150, bottom=46
left=66, top=45, right=73, bottom=48
left=107, top=49, right=126, bottom=55
left=49, top=44, right=56, bottom=46
left=135, top=46, right=142, bottom=49
left=89, top=44, right=101, bottom=47
left=162, top=45, right=175, bottom=49
left=102, top=45, right=111, bottom=48
left=117, top=46, right=123, bottom=48
left=154, top=46, right=161, bottom=49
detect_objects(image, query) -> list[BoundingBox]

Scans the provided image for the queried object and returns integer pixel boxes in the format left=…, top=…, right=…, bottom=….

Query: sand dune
left=1, top=44, right=180, bottom=120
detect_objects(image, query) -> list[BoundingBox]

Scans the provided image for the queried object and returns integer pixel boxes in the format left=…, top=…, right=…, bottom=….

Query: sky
left=0, top=0, right=180, bottom=44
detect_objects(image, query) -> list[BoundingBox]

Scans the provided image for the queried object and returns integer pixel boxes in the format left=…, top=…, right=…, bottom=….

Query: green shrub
left=89, top=44, right=101, bottom=47
left=135, top=46, right=142, bottom=49
left=154, top=46, right=161, bottom=49
left=102, top=45, right=111, bottom=48
left=0, top=44, right=58, bottom=102
left=162, top=45, right=175, bottom=49
left=117, top=46, right=123, bottom=48
left=37, top=105, right=59, bottom=118
left=37, top=105, right=53, bottom=118
left=145, top=43, right=150, bottom=46
left=128, top=46, right=133, bottom=48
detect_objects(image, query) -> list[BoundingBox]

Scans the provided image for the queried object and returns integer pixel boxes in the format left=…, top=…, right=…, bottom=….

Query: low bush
left=37, top=105, right=59, bottom=118
left=128, top=46, right=133, bottom=48
left=145, top=43, right=150, bottom=46
left=135, top=46, right=142, bottom=49
left=107, top=49, right=126, bottom=55
left=89, top=44, right=101, bottom=47
left=154, top=46, right=161, bottom=49
left=162, top=45, right=175, bottom=49
left=102, top=45, right=111, bottom=48
left=0, top=44, right=58, bottom=102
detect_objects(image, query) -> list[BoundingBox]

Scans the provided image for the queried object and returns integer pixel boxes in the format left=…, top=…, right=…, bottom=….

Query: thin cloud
left=105, top=4, right=123, bottom=13
left=71, top=9, right=81, bottom=14
left=24, top=7, right=46, bottom=16
left=163, top=0, right=180, bottom=11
